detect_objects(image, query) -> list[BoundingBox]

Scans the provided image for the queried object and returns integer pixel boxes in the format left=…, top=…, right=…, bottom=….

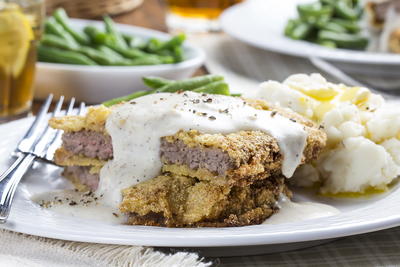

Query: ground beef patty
left=62, top=131, right=112, bottom=160
left=63, top=166, right=99, bottom=191
left=58, top=126, right=326, bottom=187
left=159, top=138, right=237, bottom=176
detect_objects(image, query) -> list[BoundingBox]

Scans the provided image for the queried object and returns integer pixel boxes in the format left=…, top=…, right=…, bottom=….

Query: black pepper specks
left=271, top=111, right=277, bottom=117
left=290, top=118, right=297, bottom=123
left=190, top=99, right=200, bottom=104
left=209, top=116, right=216, bottom=121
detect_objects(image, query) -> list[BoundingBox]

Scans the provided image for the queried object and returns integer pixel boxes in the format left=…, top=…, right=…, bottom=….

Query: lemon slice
left=0, top=5, right=34, bottom=78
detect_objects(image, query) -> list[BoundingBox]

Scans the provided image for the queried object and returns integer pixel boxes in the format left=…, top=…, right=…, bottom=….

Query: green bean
left=284, top=19, right=300, bottom=37
left=320, top=21, right=347, bottom=33
left=172, top=46, right=184, bottom=63
left=102, top=90, right=149, bottom=107
left=130, top=37, right=147, bottom=49
left=147, top=34, right=186, bottom=54
left=318, top=30, right=368, bottom=49
left=317, top=39, right=337, bottom=48
left=126, top=56, right=163, bottom=66
left=84, top=27, right=153, bottom=59
left=38, top=45, right=97, bottom=65
left=156, top=75, right=224, bottom=93
left=53, top=8, right=90, bottom=45
left=159, top=33, right=186, bottom=50
left=320, top=0, right=335, bottom=6
left=146, top=38, right=163, bottom=52
left=103, top=15, right=128, bottom=49
left=40, top=34, right=80, bottom=50
left=44, top=18, right=78, bottom=46
left=331, top=18, right=360, bottom=33
left=121, top=34, right=146, bottom=49
left=78, top=46, right=118, bottom=65
left=289, top=22, right=313, bottom=40
left=97, top=45, right=124, bottom=60
left=84, top=26, right=116, bottom=46
left=122, top=33, right=133, bottom=44
left=103, top=76, right=230, bottom=106
left=334, top=0, right=359, bottom=20
left=310, top=16, right=331, bottom=28
left=297, top=2, right=333, bottom=19
left=142, top=77, right=173, bottom=88
left=193, top=81, right=230, bottom=96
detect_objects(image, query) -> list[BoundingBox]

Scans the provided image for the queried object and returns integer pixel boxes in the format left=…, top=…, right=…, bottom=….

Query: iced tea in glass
left=165, top=0, right=244, bottom=32
left=0, top=0, right=44, bottom=121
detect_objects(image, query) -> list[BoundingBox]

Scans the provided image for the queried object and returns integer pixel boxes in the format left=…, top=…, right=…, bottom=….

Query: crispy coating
left=161, top=126, right=325, bottom=186
left=54, top=147, right=106, bottom=167
left=120, top=173, right=289, bottom=227
left=49, top=105, right=111, bottom=133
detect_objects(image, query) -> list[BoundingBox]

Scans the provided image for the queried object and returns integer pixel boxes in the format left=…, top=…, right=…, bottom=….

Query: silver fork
left=0, top=96, right=86, bottom=223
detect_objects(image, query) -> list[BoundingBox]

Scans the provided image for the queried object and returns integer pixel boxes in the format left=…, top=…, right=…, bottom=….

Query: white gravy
left=32, top=190, right=125, bottom=224
left=263, top=195, right=340, bottom=224
left=98, top=92, right=308, bottom=207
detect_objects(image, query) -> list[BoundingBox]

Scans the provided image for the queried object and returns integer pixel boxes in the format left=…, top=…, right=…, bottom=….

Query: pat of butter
left=297, top=87, right=338, bottom=101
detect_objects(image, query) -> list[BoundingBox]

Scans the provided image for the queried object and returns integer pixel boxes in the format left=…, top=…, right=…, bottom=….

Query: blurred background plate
left=35, top=19, right=205, bottom=103
left=220, top=0, right=400, bottom=76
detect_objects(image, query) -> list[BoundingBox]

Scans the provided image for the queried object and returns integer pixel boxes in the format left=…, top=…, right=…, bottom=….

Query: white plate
left=220, top=0, right=400, bottom=74
left=1, top=117, right=400, bottom=255
left=35, top=19, right=205, bottom=103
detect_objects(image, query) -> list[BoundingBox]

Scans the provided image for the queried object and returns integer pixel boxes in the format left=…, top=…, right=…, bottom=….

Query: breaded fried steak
left=49, top=92, right=327, bottom=227
left=120, top=173, right=290, bottom=227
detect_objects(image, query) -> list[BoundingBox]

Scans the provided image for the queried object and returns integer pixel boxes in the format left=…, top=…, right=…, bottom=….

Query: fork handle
left=0, top=153, right=36, bottom=223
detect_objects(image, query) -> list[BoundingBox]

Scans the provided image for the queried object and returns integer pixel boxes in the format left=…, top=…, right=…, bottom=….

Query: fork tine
left=52, top=96, right=65, bottom=117
left=45, top=98, right=82, bottom=161
left=44, top=98, right=76, bottom=161
left=17, top=94, right=53, bottom=153
left=30, top=96, right=64, bottom=157
left=66, top=98, right=76, bottom=116
left=78, top=102, right=86, bottom=115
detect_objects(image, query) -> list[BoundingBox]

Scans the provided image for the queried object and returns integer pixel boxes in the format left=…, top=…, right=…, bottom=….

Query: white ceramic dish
left=35, top=19, right=205, bottom=104
left=2, top=116, right=400, bottom=256
left=220, top=0, right=400, bottom=76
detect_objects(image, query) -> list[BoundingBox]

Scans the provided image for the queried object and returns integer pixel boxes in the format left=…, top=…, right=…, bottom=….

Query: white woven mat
left=0, top=229, right=210, bottom=267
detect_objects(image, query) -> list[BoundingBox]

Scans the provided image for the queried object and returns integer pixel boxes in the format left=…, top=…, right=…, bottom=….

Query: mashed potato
left=247, top=73, right=400, bottom=194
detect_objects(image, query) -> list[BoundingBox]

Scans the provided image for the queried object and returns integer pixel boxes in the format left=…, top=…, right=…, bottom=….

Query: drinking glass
left=165, top=0, right=244, bottom=32
left=0, top=0, right=44, bottom=121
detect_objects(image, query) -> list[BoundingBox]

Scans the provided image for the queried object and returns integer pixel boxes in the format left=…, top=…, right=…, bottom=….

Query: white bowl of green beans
left=35, top=10, right=205, bottom=103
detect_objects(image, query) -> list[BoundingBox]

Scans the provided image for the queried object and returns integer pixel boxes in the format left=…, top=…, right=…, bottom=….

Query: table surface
left=31, top=0, right=205, bottom=115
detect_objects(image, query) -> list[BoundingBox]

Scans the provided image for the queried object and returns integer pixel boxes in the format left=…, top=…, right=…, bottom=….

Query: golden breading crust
left=120, top=173, right=290, bottom=227
left=161, top=126, right=325, bottom=186
left=54, top=148, right=106, bottom=167
left=49, top=105, right=111, bottom=133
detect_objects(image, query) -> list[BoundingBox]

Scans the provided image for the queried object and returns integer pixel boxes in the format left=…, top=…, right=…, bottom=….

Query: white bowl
left=34, top=19, right=205, bottom=103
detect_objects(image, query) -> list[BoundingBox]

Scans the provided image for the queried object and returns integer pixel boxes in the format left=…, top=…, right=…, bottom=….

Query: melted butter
left=263, top=195, right=340, bottom=224
left=98, top=92, right=308, bottom=207
left=321, top=186, right=388, bottom=198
